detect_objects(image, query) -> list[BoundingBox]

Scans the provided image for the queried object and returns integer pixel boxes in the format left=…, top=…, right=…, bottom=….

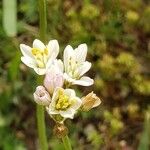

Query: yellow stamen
left=31, top=47, right=48, bottom=68
left=55, top=90, right=71, bottom=110
left=31, top=48, right=41, bottom=56
left=36, top=60, right=45, bottom=68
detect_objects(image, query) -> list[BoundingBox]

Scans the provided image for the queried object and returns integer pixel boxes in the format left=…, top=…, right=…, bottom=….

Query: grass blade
left=2, top=0, right=17, bottom=36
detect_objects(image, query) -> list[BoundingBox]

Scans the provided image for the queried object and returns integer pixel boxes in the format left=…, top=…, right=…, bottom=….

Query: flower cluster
left=20, top=39, right=101, bottom=122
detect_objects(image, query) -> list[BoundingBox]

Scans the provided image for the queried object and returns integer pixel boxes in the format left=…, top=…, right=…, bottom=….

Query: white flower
left=20, top=39, right=59, bottom=75
left=47, top=87, right=82, bottom=119
left=33, top=86, right=51, bottom=106
left=63, top=44, right=94, bottom=86
left=44, top=59, right=64, bottom=95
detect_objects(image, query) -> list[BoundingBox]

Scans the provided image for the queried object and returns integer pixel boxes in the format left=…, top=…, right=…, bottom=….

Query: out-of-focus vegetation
left=0, top=0, right=150, bottom=149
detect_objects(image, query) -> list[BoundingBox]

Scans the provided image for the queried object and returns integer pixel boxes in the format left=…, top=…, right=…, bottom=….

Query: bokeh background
left=0, top=0, right=150, bottom=150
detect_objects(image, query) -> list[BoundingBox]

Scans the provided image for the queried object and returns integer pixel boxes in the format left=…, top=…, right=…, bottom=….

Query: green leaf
left=8, top=51, right=21, bottom=81
left=2, top=0, right=17, bottom=36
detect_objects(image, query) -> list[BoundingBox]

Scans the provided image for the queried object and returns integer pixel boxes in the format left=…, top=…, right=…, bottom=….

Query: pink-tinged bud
left=44, top=65, right=64, bottom=95
left=81, top=92, right=101, bottom=111
left=33, top=86, right=51, bottom=106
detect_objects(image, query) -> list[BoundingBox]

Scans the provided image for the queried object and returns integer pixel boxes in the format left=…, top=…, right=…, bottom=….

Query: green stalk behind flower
left=36, top=0, right=48, bottom=150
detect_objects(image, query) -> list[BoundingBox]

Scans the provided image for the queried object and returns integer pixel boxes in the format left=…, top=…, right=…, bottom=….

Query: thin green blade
left=2, top=0, right=17, bottom=36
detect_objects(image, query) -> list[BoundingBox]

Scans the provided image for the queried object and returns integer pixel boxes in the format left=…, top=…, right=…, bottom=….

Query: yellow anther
left=31, top=48, right=48, bottom=68
left=55, top=90, right=71, bottom=110
left=32, top=48, right=42, bottom=56
left=36, top=54, right=43, bottom=59
left=56, top=103, right=61, bottom=109
left=36, top=60, right=45, bottom=68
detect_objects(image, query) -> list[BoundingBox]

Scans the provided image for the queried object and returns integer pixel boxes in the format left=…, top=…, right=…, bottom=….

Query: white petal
left=47, top=105, right=59, bottom=115
left=72, top=76, right=94, bottom=86
left=55, top=59, right=64, bottom=73
left=78, top=61, right=91, bottom=76
left=34, top=67, right=46, bottom=75
left=63, top=73, right=75, bottom=83
left=60, top=109, right=75, bottom=119
left=75, top=44, right=87, bottom=62
left=48, top=87, right=62, bottom=111
left=50, top=62, right=61, bottom=74
left=33, top=39, right=45, bottom=50
left=21, top=56, right=36, bottom=68
left=70, top=97, right=82, bottom=110
left=63, top=45, right=74, bottom=70
left=49, top=59, right=64, bottom=73
left=46, top=58, right=53, bottom=70
left=47, top=40, right=59, bottom=59
left=52, top=87, right=62, bottom=102
left=20, top=44, right=33, bottom=58
left=64, top=89, right=76, bottom=97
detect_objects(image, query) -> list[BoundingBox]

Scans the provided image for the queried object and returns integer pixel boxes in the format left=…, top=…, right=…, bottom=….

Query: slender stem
left=36, top=0, right=48, bottom=150
left=36, top=105, right=48, bottom=150
left=38, top=0, right=47, bottom=43
left=62, top=135, right=72, bottom=150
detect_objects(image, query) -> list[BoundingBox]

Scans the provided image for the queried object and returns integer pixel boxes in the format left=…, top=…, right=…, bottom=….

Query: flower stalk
left=36, top=104, right=48, bottom=150
left=38, top=0, right=47, bottom=43
left=62, top=135, right=72, bottom=150
left=37, top=0, right=48, bottom=150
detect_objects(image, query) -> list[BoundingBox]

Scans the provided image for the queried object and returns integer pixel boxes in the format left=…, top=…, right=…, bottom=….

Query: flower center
left=55, top=90, right=71, bottom=110
left=67, top=57, right=80, bottom=79
left=31, top=48, right=48, bottom=68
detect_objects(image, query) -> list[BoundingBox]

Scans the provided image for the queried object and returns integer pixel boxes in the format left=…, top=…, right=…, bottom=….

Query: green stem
left=38, top=0, right=47, bottom=42
left=36, top=0, right=48, bottom=150
left=36, top=105, right=48, bottom=150
left=62, top=135, right=72, bottom=150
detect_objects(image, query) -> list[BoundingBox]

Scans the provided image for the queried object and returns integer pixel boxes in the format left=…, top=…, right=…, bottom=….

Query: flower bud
left=44, top=65, right=64, bottom=95
left=53, top=123, right=68, bottom=138
left=33, top=86, right=51, bottom=106
left=81, top=92, right=101, bottom=111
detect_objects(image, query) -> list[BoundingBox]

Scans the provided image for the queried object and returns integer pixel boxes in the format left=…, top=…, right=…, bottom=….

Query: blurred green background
left=0, top=0, right=150, bottom=150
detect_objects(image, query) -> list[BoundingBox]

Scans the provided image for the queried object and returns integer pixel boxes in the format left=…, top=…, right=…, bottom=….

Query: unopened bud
left=81, top=92, right=101, bottom=111
left=53, top=123, right=68, bottom=138
left=44, top=64, right=64, bottom=95
left=33, top=86, right=51, bottom=106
